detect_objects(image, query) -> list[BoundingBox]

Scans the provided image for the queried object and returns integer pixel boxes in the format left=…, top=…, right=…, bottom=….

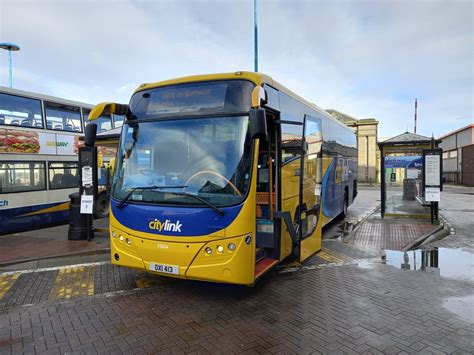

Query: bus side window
left=0, top=93, right=43, bottom=128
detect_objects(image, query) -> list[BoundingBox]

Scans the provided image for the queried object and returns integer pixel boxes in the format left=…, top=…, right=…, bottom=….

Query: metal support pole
left=414, top=98, right=417, bottom=134
left=254, top=0, right=258, bottom=72
left=8, top=49, right=12, bottom=88
left=381, top=147, right=386, bottom=218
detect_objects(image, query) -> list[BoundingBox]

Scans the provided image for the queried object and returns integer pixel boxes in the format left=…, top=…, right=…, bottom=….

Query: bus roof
left=0, top=85, right=95, bottom=109
left=135, top=72, right=349, bottom=130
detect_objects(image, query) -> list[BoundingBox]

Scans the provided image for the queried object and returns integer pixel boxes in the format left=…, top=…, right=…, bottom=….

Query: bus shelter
left=378, top=132, right=441, bottom=219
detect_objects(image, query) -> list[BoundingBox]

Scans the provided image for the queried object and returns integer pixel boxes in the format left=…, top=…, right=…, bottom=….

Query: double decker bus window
left=0, top=93, right=43, bottom=128
left=45, top=102, right=82, bottom=132
left=83, top=108, right=113, bottom=133
left=48, top=162, right=79, bottom=189
left=0, top=161, right=46, bottom=193
left=112, top=114, right=124, bottom=128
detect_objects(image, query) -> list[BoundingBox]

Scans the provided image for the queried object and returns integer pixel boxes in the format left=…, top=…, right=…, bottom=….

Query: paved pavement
left=439, top=185, right=474, bottom=238
left=347, top=214, right=439, bottom=251
left=323, top=186, right=380, bottom=240
left=1, top=257, right=473, bottom=354
left=0, top=219, right=109, bottom=266
left=0, top=241, right=379, bottom=310
left=1, top=185, right=473, bottom=354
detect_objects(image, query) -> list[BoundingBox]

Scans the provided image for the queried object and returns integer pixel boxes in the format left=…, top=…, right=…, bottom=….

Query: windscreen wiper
left=116, top=185, right=187, bottom=209
left=116, top=185, right=224, bottom=216
left=164, top=190, right=225, bottom=216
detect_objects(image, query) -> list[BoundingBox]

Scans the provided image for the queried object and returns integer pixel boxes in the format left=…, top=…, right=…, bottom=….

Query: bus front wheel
left=94, top=193, right=110, bottom=219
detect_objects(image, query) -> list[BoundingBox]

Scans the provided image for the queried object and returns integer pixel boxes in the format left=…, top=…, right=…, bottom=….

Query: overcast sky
left=0, top=0, right=472, bottom=138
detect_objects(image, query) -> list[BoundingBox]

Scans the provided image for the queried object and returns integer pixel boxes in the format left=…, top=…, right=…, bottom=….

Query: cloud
left=0, top=0, right=472, bottom=137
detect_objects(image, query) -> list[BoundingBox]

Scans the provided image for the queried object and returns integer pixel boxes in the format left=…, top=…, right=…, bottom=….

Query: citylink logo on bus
left=148, top=218, right=183, bottom=233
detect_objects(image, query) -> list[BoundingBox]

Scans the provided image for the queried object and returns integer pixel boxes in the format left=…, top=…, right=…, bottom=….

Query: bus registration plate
left=149, top=262, right=179, bottom=275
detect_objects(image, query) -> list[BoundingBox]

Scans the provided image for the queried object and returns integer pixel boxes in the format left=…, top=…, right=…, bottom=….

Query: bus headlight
left=119, top=235, right=124, bottom=242
left=126, top=238, right=132, bottom=245
left=205, top=247, right=212, bottom=255
left=112, top=231, right=116, bottom=238
left=228, top=243, right=236, bottom=251
left=217, top=245, right=224, bottom=253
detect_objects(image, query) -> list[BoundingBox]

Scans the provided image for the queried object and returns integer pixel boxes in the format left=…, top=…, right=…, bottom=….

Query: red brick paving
left=1, top=262, right=473, bottom=354
left=0, top=237, right=108, bottom=264
left=349, top=221, right=438, bottom=250
left=0, top=223, right=109, bottom=264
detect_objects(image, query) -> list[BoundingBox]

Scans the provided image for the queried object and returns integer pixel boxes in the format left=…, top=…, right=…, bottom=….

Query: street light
left=254, top=0, right=258, bottom=72
left=0, top=42, right=20, bottom=88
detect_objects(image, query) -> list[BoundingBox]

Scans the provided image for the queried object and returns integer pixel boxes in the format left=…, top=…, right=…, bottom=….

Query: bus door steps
left=255, top=258, right=279, bottom=280
left=255, top=247, right=266, bottom=263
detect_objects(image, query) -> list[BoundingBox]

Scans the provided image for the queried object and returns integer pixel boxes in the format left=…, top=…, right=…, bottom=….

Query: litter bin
left=403, top=178, right=417, bottom=201
left=68, top=192, right=93, bottom=240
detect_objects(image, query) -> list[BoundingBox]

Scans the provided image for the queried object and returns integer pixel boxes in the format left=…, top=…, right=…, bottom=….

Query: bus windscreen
left=129, top=80, right=254, bottom=118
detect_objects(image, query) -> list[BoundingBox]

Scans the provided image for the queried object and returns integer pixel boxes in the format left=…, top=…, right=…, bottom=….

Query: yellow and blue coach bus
left=89, top=72, right=357, bottom=285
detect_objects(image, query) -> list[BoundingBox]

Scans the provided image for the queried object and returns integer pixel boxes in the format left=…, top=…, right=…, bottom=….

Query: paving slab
left=0, top=240, right=376, bottom=309
left=0, top=219, right=109, bottom=266
left=0, top=259, right=472, bottom=354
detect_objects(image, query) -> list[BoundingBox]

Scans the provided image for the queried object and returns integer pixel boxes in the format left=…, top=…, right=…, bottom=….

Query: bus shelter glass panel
left=45, top=102, right=82, bottom=132
left=0, top=93, right=43, bottom=128
left=83, top=109, right=113, bottom=133
left=383, top=155, right=426, bottom=215
left=0, top=161, right=46, bottom=193
left=48, top=162, right=79, bottom=189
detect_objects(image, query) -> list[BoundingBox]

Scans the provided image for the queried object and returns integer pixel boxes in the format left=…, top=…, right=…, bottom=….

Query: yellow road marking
left=49, top=266, right=96, bottom=300
left=324, top=249, right=354, bottom=262
left=317, top=249, right=353, bottom=264
left=0, top=273, right=20, bottom=300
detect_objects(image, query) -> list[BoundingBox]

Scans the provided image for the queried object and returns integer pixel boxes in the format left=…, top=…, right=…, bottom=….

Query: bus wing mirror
left=251, top=86, right=267, bottom=108
left=84, top=123, right=97, bottom=147
left=88, top=102, right=129, bottom=121
left=250, top=108, right=267, bottom=140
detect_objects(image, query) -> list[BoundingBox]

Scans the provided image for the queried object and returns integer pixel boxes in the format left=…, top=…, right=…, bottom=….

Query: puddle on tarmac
left=382, top=248, right=474, bottom=282
left=443, top=295, right=474, bottom=323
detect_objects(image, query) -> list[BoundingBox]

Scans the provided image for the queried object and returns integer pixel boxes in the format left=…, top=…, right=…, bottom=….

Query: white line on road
left=0, top=261, right=111, bottom=276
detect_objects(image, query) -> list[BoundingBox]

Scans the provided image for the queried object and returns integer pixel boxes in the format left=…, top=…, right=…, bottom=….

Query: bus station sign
left=384, top=155, right=423, bottom=169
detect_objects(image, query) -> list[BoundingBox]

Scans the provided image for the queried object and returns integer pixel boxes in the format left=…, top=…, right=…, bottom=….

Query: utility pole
left=414, top=98, right=418, bottom=134
left=254, top=0, right=258, bottom=72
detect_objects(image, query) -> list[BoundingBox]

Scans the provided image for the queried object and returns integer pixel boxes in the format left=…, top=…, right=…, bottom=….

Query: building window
left=449, top=150, right=457, bottom=158
left=442, top=152, right=448, bottom=159
left=0, top=161, right=46, bottom=193
left=0, top=93, right=43, bottom=128
left=48, top=162, right=79, bottom=189
left=44, top=102, right=82, bottom=132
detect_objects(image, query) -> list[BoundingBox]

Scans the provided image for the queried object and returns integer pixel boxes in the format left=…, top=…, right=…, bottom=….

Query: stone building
left=326, top=109, right=379, bottom=183
left=438, top=124, right=474, bottom=186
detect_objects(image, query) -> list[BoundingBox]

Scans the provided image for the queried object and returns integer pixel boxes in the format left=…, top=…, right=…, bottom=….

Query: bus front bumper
left=110, top=229, right=255, bottom=285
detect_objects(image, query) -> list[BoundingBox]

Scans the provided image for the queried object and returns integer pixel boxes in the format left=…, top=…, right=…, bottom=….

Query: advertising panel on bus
left=0, top=127, right=78, bottom=155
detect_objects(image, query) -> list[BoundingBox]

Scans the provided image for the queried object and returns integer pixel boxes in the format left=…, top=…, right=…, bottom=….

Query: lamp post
left=0, top=42, right=20, bottom=88
left=254, top=0, right=258, bottom=72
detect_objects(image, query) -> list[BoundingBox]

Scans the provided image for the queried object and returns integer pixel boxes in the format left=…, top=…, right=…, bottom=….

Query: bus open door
left=298, top=115, right=323, bottom=262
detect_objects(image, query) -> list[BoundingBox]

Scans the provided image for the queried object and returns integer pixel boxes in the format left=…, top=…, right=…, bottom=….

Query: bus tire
left=94, top=193, right=110, bottom=219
